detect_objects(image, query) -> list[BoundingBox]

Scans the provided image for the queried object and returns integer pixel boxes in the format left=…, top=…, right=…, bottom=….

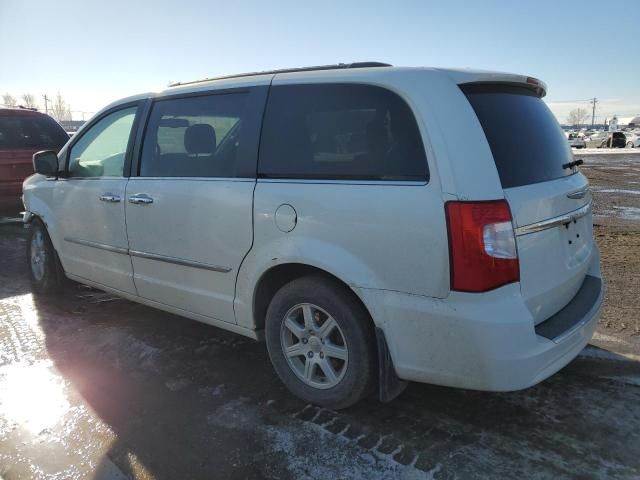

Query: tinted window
left=0, top=115, right=68, bottom=150
left=140, top=92, right=255, bottom=178
left=259, top=84, right=428, bottom=181
left=68, top=107, right=137, bottom=177
left=462, top=85, right=572, bottom=188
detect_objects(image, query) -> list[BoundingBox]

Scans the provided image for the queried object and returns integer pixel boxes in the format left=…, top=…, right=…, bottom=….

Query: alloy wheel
left=280, top=303, right=349, bottom=389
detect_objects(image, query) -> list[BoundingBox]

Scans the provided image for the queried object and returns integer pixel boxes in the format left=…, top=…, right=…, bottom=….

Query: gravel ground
left=0, top=153, right=639, bottom=479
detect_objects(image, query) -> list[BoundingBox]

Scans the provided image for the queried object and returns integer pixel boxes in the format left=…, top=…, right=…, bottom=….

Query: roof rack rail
left=169, top=62, right=392, bottom=87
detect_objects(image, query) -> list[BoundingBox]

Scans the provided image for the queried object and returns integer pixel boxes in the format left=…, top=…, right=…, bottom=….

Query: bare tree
left=2, top=93, right=17, bottom=106
left=566, top=108, right=589, bottom=127
left=21, top=93, right=37, bottom=109
left=50, top=92, right=72, bottom=121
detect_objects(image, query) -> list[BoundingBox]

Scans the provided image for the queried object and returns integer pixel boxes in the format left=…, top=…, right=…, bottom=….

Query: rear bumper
left=356, top=249, right=603, bottom=391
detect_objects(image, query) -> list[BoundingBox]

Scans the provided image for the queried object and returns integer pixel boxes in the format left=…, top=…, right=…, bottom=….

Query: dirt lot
left=0, top=152, right=639, bottom=479
left=581, top=151, right=640, bottom=343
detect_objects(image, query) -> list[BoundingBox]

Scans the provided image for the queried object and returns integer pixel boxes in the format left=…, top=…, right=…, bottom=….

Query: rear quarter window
left=462, top=85, right=573, bottom=189
left=258, top=83, right=428, bottom=181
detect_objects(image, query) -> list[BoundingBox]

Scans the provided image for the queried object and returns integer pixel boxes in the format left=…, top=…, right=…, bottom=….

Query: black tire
left=27, top=218, right=65, bottom=294
left=265, top=275, right=377, bottom=410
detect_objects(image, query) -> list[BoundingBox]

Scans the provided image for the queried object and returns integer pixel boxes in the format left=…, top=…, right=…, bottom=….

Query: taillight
left=445, top=200, right=519, bottom=292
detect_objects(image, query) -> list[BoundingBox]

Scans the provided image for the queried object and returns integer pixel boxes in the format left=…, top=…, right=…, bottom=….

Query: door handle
left=128, top=193, right=154, bottom=205
left=99, top=193, right=121, bottom=203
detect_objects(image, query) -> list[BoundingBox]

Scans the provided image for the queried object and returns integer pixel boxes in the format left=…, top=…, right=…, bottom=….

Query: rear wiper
left=562, top=159, right=584, bottom=170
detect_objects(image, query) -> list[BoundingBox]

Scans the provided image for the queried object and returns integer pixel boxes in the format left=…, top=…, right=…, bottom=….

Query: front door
left=54, top=105, right=140, bottom=294
left=125, top=87, right=266, bottom=323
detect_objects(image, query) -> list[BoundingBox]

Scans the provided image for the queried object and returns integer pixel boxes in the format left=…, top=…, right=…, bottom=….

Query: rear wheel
left=627, top=142, right=634, bottom=148
left=265, top=275, right=376, bottom=409
left=27, top=219, right=65, bottom=294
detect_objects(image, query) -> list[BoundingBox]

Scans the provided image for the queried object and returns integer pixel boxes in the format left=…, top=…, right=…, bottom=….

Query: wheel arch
left=253, top=262, right=407, bottom=402
left=252, top=262, right=374, bottom=333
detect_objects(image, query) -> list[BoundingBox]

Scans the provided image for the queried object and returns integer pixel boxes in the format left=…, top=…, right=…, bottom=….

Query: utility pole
left=590, top=97, right=598, bottom=128
left=42, top=94, right=50, bottom=115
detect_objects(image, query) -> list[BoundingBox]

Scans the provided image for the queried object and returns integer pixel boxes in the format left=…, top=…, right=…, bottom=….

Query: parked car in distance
left=566, top=132, right=586, bottom=148
left=0, top=107, right=68, bottom=216
left=584, top=130, right=608, bottom=146
left=600, top=131, right=627, bottom=148
left=22, top=63, right=603, bottom=409
left=623, top=131, right=640, bottom=148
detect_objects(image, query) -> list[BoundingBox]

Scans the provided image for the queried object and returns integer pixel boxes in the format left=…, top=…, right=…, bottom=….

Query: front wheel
left=265, top=275, right=377, bottom=409
left=27, top=219, right=65, bottom=294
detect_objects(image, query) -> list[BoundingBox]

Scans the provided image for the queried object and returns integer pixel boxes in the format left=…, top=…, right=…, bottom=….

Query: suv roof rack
left=169, top=62, right=392, bottom=87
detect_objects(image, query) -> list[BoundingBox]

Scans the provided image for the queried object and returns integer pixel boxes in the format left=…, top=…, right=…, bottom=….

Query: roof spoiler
left=446, top=70, right=547, bottom=98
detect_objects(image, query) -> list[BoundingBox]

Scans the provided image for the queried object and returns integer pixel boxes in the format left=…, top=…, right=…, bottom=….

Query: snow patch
left=592, top=188, right=640, bottom=195
left=604, top=376, right=640, bottom=386
left=207, top=399, right=431, bottom=479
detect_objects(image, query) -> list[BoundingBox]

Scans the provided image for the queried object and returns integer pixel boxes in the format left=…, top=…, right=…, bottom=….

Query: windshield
left=462, top=85, right=573, bottom=189
left=0, top=114, right=69, bottom=150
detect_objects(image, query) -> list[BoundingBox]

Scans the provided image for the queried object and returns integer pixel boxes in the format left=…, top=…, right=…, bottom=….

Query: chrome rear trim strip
left=64, top=237, right=129, bottom=255
left=515, top=202, right=592, bottom=236
left=129, top=250, right=231, bottom=273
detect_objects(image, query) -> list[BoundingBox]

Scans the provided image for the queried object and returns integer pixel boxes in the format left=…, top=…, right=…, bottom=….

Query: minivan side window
left=258, top=84, right=428, bottom=181
left=139, top=92, right=255, bottom=178
left=68, top=107, right=137, bottom=178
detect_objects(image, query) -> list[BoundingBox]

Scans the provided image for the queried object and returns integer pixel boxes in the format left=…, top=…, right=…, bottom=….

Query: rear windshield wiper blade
left=562, top=159, right=583, bottom=170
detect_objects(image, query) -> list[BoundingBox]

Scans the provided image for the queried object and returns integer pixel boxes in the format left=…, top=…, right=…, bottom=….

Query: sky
left=1, top=0, right=638, bottom=123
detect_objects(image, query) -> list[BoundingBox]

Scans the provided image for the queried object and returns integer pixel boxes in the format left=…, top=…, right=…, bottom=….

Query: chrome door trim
left=515, top=202, right=592, bottom=236
left=129, top=250, right=232, bottom=273
left=64, top=237, right=129, bottom=255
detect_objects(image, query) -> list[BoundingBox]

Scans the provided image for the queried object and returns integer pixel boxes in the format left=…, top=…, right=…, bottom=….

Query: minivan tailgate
left=505, top=174, right=593, bottom=324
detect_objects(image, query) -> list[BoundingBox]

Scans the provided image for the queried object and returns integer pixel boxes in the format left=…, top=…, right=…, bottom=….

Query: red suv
left=0, top=107, right=69, bottom=216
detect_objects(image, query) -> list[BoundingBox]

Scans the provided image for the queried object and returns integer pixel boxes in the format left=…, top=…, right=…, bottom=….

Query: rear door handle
left=99, top=193, right=121, bottom=203
left=128, top=193, right=154, bottom=205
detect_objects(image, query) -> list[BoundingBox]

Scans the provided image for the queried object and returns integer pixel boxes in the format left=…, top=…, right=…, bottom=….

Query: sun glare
left=0, top=362, right=69, bottom=434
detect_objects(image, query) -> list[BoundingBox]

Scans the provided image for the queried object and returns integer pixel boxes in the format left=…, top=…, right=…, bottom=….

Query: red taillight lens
left=445, top=200, right=520, bottom=292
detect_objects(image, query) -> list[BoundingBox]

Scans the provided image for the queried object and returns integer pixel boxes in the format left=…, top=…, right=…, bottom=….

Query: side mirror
left=32, top=150, right=59, bottom=176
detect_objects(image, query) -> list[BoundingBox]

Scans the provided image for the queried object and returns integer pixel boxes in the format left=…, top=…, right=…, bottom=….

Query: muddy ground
left=1, top=152, right=639, bottom=479
left=580, top=152, right=640, bottom=341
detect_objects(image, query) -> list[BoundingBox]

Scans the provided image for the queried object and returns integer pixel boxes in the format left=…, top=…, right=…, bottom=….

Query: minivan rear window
left=462, top=85, right=573, bottom=189
left=0, top=115, right=68, bottom=150
left=259, top=84, right=428, bottom=181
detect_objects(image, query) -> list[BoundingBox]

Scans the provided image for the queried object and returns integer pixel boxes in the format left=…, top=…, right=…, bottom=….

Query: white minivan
left=23, top=63, right=603, bottom=409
